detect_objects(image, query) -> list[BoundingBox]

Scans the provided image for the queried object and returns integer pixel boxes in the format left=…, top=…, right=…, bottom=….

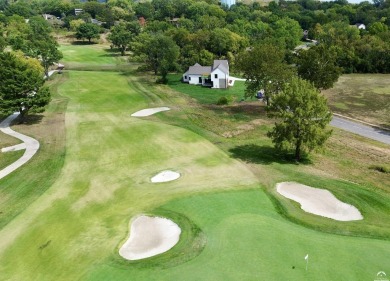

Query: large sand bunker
left=151, top=170, right=180, bottom=183
left=131, top=107, right=170, bottom=117
left=119, top=215, right=181, bottom=260
left=276, top=182, right=363, bottom=221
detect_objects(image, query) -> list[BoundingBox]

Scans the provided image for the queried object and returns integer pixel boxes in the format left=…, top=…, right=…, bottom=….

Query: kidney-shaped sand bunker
left=119, top=215, right=181, bottom=260
left=276, top=182, right=363, bottom=221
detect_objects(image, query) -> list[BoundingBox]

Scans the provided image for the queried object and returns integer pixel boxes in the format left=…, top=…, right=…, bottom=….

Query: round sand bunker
left=119, top=215, right=181, bottom=260
left=276, top=182, right=363, bottom=221
left=131, top=107, right=170, bottom=117
left=151, top=170, right=180, bottom=183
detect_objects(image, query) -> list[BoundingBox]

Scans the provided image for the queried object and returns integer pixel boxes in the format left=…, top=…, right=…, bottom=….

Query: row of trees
left=0, top=14, right=62, bottom=119
left=2, top=0, right=389, bottom=75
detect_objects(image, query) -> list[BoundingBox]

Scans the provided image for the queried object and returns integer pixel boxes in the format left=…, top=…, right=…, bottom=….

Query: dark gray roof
left=186, top=63, right=212, bottom=75
left=212, top=60, right=229, bottom=74
left=185, top=60, right=229, bottom=75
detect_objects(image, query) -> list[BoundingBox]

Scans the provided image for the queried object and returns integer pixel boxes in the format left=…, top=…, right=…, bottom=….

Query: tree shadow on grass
left=99, top=53, right=124, bottom=58
left=17, top=114, right=44, bottom=125
left=229, top=144, right=312, bottom=165
left=71, top=41, right=98, bottom=45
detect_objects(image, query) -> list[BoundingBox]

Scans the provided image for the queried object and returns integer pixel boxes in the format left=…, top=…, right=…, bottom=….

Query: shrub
left=217, top=96, right=228, bottom=105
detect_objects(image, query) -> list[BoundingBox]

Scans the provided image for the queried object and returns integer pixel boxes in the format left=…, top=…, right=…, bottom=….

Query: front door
left=199, top=77, right=202, bottom=84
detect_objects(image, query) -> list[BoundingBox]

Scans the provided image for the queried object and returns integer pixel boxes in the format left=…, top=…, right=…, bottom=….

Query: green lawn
left=59, top=44, right=130, bottom=71
left=0, top=44, right=389, bottom=281
left=167, top=74, right=247, bottom=104
left=322, top=74, right=390, bottom=129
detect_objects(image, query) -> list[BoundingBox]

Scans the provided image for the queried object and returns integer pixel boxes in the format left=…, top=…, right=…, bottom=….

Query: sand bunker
left=151, top=170, right=180, bottom=183
left=131, top=107, right=170, bottom=117
left=119, top=215, right=181, bottom=260
left=276, top=182, right=363, bottom=221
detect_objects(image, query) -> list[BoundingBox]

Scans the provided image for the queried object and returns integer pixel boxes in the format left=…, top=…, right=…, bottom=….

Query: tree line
left=0, top=14, right=62, bottom=119
left=1, top=0, right=390, bottom=76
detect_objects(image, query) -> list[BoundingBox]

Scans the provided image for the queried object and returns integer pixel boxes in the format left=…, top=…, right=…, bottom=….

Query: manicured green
left=85, top=190, right=390, bottom=281
left=0, top=44, right=389, bottom=281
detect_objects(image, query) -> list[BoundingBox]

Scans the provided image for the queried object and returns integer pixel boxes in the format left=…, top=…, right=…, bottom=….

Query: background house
left=183, top=60, right=229, bottom=89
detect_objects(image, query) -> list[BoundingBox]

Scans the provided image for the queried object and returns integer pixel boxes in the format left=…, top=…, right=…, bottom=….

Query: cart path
left=0, top=113, right=40, bottom=180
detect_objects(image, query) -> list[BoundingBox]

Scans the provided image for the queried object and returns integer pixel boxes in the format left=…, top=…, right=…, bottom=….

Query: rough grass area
left=322, top=74, right=390, bottom=129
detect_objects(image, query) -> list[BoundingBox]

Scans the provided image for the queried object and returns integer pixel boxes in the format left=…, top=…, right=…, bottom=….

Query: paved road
left=331, top=116, right=390, bottom=145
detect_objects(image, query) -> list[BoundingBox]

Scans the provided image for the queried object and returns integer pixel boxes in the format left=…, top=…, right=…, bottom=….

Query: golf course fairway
left=0, top=44, right=388, bottom=281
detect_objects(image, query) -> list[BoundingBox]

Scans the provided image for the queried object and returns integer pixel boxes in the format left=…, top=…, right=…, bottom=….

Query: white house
left=182, top=60, right=229, bottom=89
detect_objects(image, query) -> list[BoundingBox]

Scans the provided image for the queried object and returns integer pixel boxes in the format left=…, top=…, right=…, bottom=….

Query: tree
left=108, top=21, right=140, bottom=56
left=236, top=43, right=296, bottom=105
left=75, top=23, right=100, bottom=43
left=70, top=19, right=85, bottom=31
left=133, top=34, right=179, bottom=83
left=295, top=44, right=342, bottom=89
left=267, top=77, right=332, bottom=161
left=34, top=38, right=63, bottom=78
left=271, top=17, right=303, bottom=50
left=0, top=52, right=51, bottom=119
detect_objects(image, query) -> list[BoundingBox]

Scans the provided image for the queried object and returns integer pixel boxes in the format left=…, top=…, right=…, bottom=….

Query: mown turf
left=0, top=69, right=258, bottom=280
left=84, top=190, right=390, bottom=281
left=59, top=44, right=130, bottom=71
left=0, top=44, right=389, bottom=281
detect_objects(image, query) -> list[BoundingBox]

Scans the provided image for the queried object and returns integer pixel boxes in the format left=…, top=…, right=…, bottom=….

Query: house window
left=184, top=76, right=187, bottom=79
left=199, top=77, right=202, bottom=83
left=214, top=74, right=218, bottom=78
left=189, top=77, right=191, bottom=81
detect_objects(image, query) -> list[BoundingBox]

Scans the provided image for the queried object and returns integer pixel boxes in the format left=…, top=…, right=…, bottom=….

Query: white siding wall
left=182, top=72, right=189, bottom=82
left=211, top=69, right=228, bottom=89
left=188, top=74, right=202, bottom=85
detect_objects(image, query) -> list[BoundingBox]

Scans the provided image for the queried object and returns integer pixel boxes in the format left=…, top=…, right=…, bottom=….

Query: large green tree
left=108, top=21, right=140, bottom=56
left=236, top=43, right=296, bottom=105
left=75, top=23, right=100, bottom=43
left=267, top=77, right=332, bottom=161
left=0, top=52, right=51, bottom=118
left=295, top=44, right=342, bottom=89
left=133, top=34, right=179, bottom=83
